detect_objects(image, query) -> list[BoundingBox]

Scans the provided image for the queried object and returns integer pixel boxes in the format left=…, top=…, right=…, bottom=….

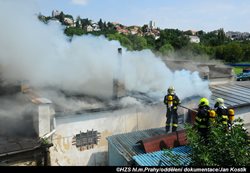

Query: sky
left=34, top=0, right=250, bottom=33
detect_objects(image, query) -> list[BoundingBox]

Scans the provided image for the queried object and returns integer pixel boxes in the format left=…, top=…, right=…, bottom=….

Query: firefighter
left=163, top=86, right=181, bottom=133
left=214, top=98, right=235, bottom=129
left=194, top=97, right=213, bottom=142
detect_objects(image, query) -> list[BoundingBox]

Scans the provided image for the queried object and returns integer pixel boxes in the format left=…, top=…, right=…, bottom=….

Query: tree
left=64, top=14, right=73, bottom=20
left=217, top=28, right=227, bottom=44
left=81, top=18, right=91, bottom=29
left=186, top=43, right=213, bottom=56
left=64, top=27, right=85, bottom=36
left=107, top=22, right=115, bottom=30
left=184, top=30, right=193, bottom=36
left=98, top=18, right=104, bottom=31
left=128, top=35, right=148, bottom=50
left=159, top=43, right=174, bottom=55
left=241, top=43, right=250, bottom=62
left=144, top=35, right=156, bottom=50
left=223, top=43, right=243, bottom=63
left=142, top=24, right=149, bottom=33
left=156, top=29, right=189, bottom=50
left=185, top=118, right=250, bottom=166
left=58, top=12, right=65, bottom=23
left=106, top=33, right=133, bottom=50
left=76, top=16, right=81, bottom=28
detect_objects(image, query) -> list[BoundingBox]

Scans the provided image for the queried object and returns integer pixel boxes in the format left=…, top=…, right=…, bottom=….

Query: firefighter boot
left=172, top=126, right=177, bottom=132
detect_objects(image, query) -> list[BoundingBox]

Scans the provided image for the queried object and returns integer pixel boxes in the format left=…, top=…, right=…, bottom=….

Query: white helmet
left=215, top=98, right=224, bottom=106
left=168, top=86, right=175, bottom=94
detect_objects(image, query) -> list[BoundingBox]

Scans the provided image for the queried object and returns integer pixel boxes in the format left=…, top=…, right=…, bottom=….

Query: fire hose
left=179, top=104, right=198, bottom=113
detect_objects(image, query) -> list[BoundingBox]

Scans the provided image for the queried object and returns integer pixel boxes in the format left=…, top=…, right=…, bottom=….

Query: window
left=72, top=129, right=101, bottom=151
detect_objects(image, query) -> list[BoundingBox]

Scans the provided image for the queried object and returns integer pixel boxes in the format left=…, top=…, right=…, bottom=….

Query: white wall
left=33, top=104, right=55, bottom=137
left=50, top=103, right=166, bottom=166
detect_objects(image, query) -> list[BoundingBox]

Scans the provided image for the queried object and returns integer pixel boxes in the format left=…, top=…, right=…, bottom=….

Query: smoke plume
left=0, top=0, right=211, bottom=103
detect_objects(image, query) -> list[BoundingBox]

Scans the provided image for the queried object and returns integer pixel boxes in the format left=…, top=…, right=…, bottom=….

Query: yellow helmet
left=199, top=97, right=209, bottom=107
left=168, top=86, right=175, bottom=94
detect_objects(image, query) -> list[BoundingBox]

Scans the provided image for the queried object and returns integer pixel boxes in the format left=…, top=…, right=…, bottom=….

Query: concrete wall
left=235, top=106, right=250, bottom=127
left=50, top=103, right=166, bottom=166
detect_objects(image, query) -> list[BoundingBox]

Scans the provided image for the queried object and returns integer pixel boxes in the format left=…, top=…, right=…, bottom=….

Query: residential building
left=189, top=35, right=200, bottom=43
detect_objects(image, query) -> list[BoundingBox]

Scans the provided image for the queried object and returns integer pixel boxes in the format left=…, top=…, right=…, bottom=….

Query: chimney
left=113, top=48, right=126, bottom=99
left=32, top=97, right=55, bottom=138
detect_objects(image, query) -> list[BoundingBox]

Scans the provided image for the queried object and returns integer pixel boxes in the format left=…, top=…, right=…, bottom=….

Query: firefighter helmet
left=199, top=97, right=209, bottom=107
left=215, top=98, right=224, bottom=106
left=168, top=86, right=175, bottom=94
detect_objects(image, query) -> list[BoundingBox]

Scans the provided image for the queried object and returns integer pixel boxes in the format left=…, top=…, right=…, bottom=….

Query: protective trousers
left=165, top=109, right=178, bottom=132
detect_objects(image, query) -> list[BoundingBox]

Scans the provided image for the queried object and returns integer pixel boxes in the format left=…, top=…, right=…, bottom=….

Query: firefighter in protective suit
left=163, top=86, right=180, bottom=133
left=214, top=98, right=235, bottom=130
left=194, top=98, right=215, bottom=141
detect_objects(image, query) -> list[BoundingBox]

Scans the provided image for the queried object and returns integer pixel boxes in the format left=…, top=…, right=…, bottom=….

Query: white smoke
left=0, top=0, right=211, bottom=102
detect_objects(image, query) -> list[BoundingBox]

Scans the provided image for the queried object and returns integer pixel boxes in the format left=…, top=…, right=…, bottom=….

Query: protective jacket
left=194, top=105, right=211, bottom=141
left=163, top=94, right=180, bottom=132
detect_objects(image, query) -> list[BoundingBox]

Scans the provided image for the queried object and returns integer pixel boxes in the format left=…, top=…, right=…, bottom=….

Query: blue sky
left=35, top=0, right=250, bottom=32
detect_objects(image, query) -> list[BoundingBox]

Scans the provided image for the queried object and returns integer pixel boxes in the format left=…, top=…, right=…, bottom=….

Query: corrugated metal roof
left=107, top=127, right=168, bottom=162
left=138, top=130, right=187, bottom=153
left=133, top=146, right=191, bottom=166
left=210, top=81, right=250, bottom=108
left=107, top=125, right=185, bottom=163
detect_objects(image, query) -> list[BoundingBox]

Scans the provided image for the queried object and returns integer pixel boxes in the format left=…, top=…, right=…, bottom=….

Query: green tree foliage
left=107, top=22, right=115, bottom=30
left=76, top=16, right=81, bottom=28
left=186, top=43, right=214, bottom=56
left=64, top=27, right=86, bottom=36
left=57, top=12, right=65, bottom=23
left=128, top=35, right=148, bottom=50
left=64, top=14, right=73, bottom=20
left=215, top=43, right=243, bottom=62
left=144, top=35, right=156, bottom=50
left=81, top=18, right=91, bottom=29
left=107, top=33, right=133, bottom=50
left=98, top=18, right=105, bottom=31
left=200, top=29, right=230, bottom=46
left=241, top=42, right=250, bottom=62
left=159, top=43, right=174, bottom=55
left=156, top=29, right=189, bottom=50
left=184, top=30, right=193, bottom=36
left=223, top=43, right=243, bottom=62
left=185, top=118, right=250, bottom=166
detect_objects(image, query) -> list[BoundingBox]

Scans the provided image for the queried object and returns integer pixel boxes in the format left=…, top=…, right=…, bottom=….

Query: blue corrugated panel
left=133, top=146, right=191, bottom=166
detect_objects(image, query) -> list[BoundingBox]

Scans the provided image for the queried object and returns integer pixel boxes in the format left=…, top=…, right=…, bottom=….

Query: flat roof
left=210, top=81, right=250, bottom=108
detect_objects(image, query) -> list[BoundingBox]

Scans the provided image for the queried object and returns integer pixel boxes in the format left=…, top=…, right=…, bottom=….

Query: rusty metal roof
left=210, top=81, right=250, bottom=108
left=137, top=130, right=187, bottom=153
left=133, top=146, right=191, bottom=166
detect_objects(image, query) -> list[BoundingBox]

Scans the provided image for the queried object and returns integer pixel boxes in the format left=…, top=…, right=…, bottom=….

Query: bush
left=185, top=118, right=250, bottom=166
